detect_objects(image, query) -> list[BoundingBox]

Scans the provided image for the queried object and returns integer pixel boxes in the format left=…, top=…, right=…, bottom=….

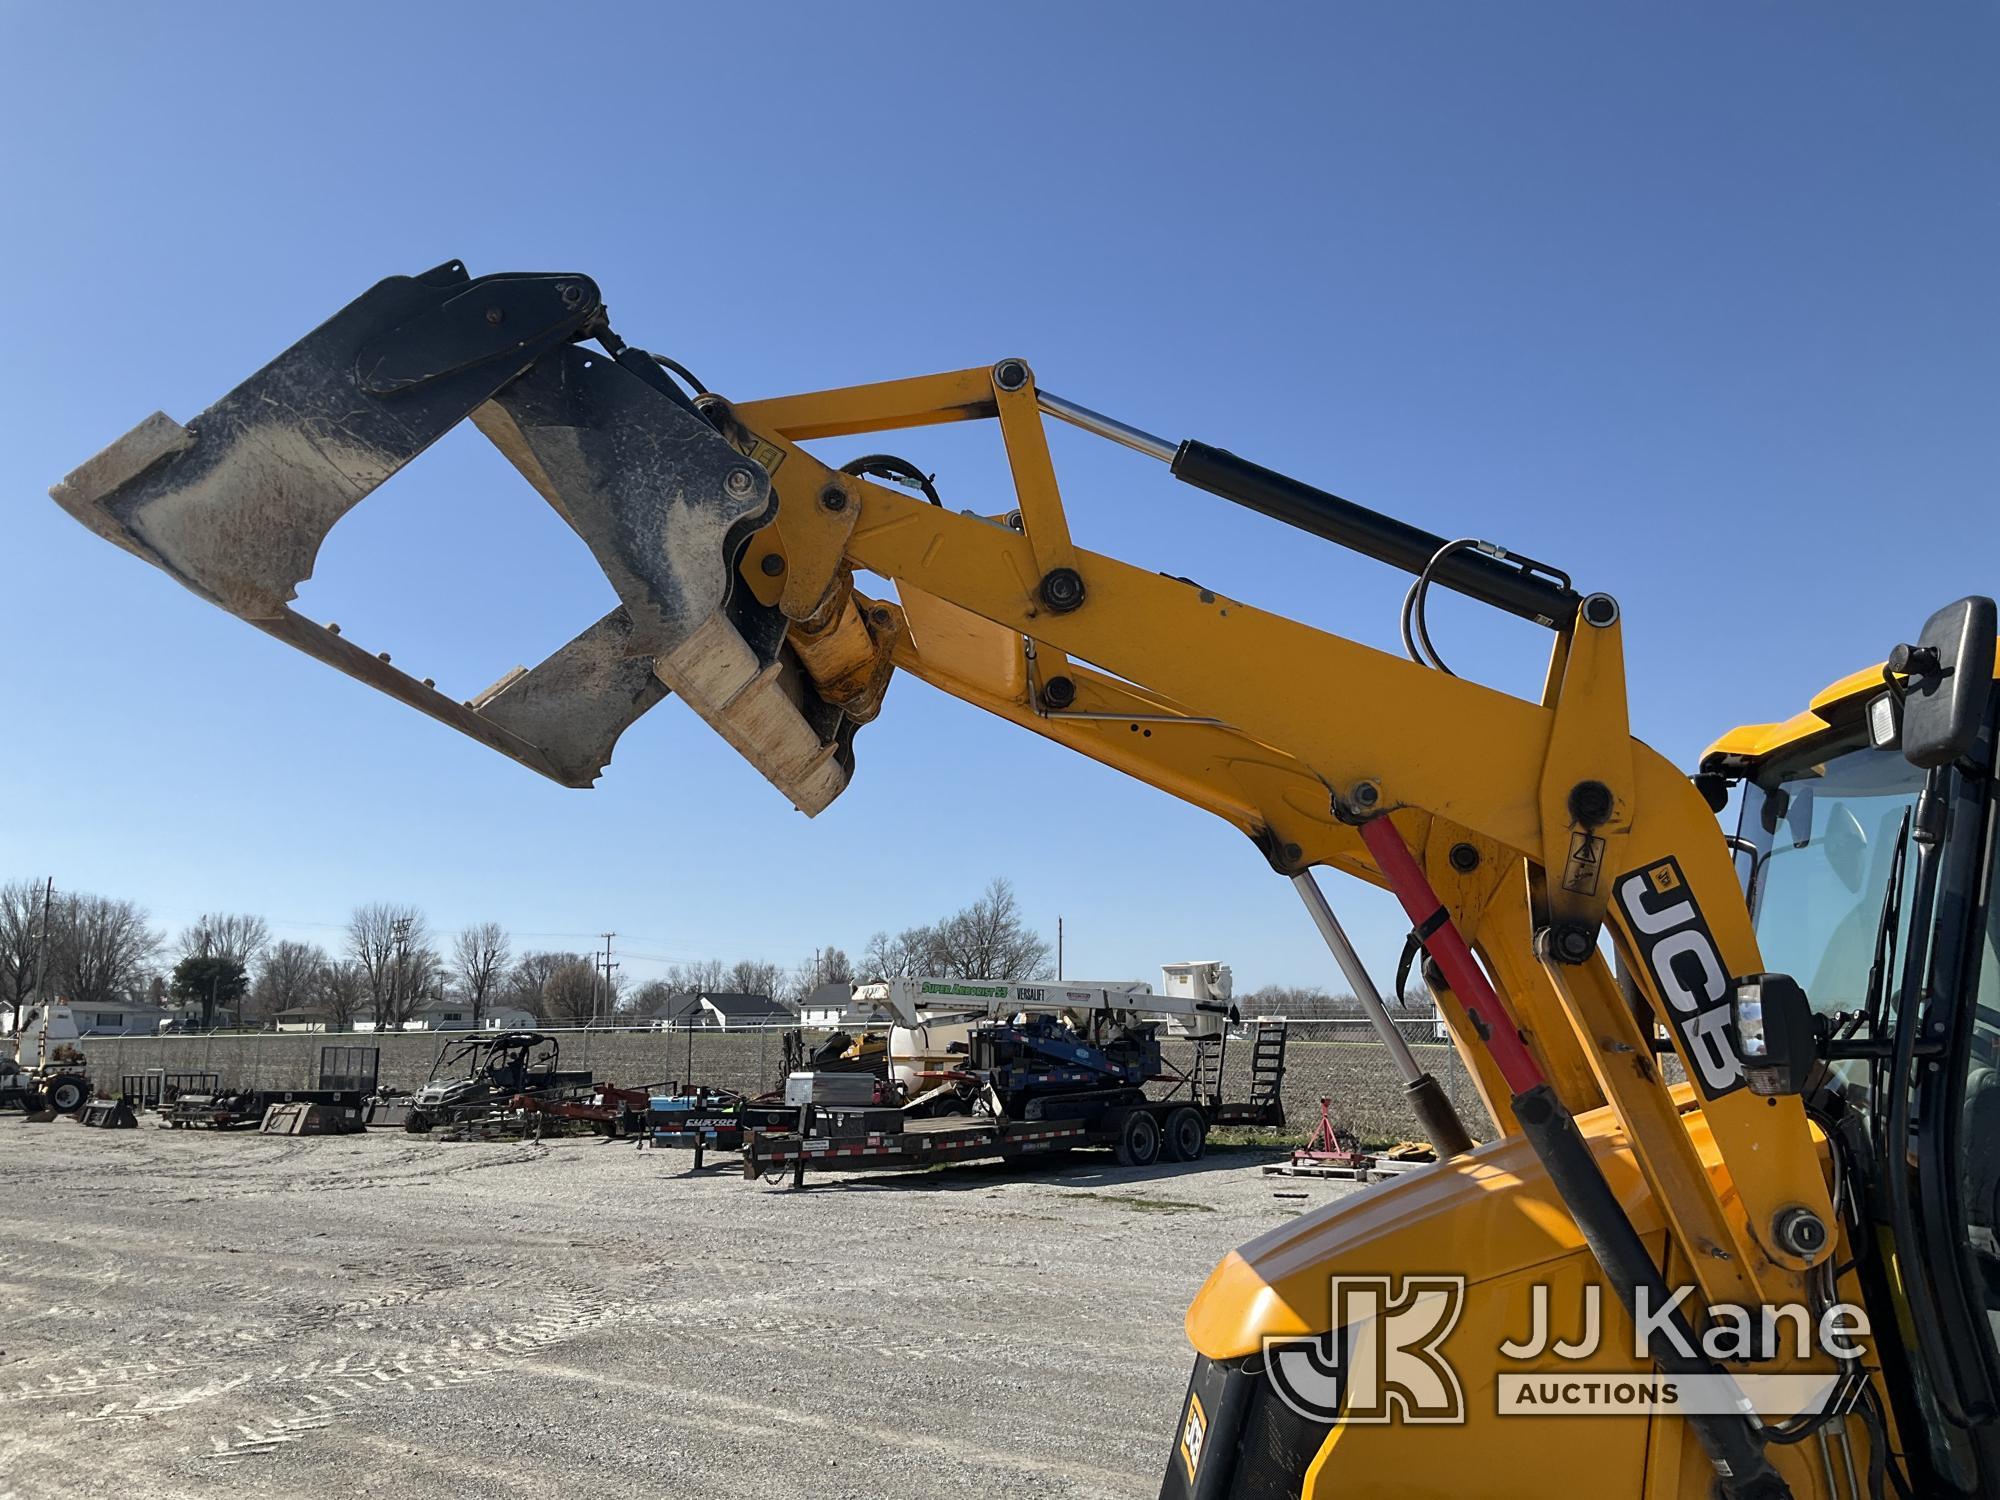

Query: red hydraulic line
left=1357, top=816, right=1547, bottom=1097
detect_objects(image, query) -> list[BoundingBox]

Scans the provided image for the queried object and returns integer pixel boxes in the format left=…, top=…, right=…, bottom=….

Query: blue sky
left=2, top=4, right=1993, bottom=995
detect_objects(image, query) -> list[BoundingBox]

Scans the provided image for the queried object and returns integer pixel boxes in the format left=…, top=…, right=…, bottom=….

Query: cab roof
left=1702, top=648, right=2000, bottom=776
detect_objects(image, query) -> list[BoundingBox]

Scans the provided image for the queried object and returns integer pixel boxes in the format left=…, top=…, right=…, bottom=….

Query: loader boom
left=56, top=262, right=2000, bottom=1499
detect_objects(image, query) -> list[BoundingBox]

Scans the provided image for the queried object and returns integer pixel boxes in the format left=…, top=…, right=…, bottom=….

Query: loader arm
left=55, top=263, right=1858, bottom=1497
left=727, top=364, right=1830, bottom=1292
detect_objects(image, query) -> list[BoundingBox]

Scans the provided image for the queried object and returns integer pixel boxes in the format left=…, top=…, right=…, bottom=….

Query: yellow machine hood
left=1186, top=1100, right=1738, bottom=1360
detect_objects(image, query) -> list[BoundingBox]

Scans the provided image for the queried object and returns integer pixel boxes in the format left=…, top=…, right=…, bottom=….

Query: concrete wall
left=77, top=1026, right=797, bottom=1100
left=76, top=1020, right=1499, bottom=1145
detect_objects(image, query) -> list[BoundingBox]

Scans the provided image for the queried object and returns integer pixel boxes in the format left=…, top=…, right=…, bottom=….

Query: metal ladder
left=1193, top=1034, right=1228, bottom=1108
left=1246, top=1022, right=1290, bottom=1124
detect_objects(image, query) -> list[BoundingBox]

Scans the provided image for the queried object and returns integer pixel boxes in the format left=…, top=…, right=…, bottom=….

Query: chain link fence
left=1158, top=1018, right=1493, bottom=1146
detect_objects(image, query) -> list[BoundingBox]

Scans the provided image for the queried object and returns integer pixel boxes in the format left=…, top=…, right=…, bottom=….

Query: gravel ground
left=0, top=1117, right=1358, bottom=1500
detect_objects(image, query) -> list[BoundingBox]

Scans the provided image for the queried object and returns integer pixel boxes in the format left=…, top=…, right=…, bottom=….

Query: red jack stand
left=1263, top=1099, right=1381, bottom=1179
left=1294, top=1097, right=1366, bottom=1168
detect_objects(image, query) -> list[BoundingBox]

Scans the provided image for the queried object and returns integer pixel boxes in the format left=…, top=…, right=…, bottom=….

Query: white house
left=407, top=998, right=539, bottom=1032
left=652, top=992, right=795, bottom=1030
left=272, top=1001, right=537, bottom=1033
left=796, top=981, right=856, bottom=1028
left=68, top=1000, right=177, bottom=1037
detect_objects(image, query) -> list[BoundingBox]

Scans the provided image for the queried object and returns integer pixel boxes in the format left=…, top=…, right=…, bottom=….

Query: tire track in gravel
left=4, top=1125, right=1298, bottom=1499
left=185, top=1277, right=640, bottom=1466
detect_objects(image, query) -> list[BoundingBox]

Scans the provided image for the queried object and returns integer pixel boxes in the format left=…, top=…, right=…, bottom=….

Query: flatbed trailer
left=163, top=1086, right=372, bottom=1129
left=734, top=1019, right=1290, bottom=1186
left=741, top=1098, right=1218, bottom=1188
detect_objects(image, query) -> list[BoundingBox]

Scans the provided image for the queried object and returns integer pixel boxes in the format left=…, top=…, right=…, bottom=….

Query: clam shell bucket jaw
left=50, top=261, right=853, bottom=811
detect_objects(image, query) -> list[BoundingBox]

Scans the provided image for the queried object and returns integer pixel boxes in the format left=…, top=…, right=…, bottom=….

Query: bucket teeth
left=51, top=261, right=868, bottom=808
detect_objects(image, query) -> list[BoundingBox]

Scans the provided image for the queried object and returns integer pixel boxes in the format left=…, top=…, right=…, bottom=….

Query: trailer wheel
left=45, top=1076, right=89, bottom=1114
left=1163, top=1106, right=1207, bottom=1162
left=1115, top=1110, right=1162, bottom=1168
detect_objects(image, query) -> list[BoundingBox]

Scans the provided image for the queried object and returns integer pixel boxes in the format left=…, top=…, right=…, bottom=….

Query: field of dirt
left=0, top=1118, right=1359, bottom=1500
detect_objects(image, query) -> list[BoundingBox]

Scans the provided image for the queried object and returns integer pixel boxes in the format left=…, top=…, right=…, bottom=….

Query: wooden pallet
left=1263, top=1159, right=1375, bottom=1180
left=259, top=1101, right=365, bottom=1136
left=1263, top=1155, right=1435, bottom=1182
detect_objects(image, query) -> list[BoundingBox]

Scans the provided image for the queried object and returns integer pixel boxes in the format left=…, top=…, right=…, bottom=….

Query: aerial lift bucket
left=52, top=260, right=854, bottom=811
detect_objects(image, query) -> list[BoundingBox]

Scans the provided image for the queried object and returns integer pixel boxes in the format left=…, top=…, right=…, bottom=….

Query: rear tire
left=1115, top=1110, right=1161, bottom=1168
left=403, top=1110, right=434, bottom=1134
left=45, top=1076, right=88, bottom=1114
left=1162, top=1106, right=1207, bottom=1162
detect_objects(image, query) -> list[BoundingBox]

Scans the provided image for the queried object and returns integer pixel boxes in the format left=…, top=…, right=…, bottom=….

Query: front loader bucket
left=53, top=261, right=856, bottom=809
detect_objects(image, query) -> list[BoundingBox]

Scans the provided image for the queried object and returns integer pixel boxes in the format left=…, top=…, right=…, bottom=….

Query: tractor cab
left=1703, top=597, right=2000, bottom=1493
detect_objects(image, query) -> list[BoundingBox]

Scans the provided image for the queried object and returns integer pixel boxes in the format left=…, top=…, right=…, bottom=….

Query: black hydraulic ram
left=1358, top=816, right=1793, bottom=1500
left=1035, top=390, right=1579, bottom=629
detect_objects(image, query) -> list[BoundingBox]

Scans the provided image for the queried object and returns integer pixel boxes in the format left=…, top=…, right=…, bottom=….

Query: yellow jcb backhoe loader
left=51, top=261, right=2000, bottom=1498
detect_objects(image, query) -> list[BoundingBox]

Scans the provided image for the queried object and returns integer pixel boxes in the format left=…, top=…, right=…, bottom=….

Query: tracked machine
left=52, top=261, right=2000, bottom=1497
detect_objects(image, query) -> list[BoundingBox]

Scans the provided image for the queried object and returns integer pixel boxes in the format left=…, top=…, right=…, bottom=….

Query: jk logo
left=1263, top=1276, right=1467, bottom=1424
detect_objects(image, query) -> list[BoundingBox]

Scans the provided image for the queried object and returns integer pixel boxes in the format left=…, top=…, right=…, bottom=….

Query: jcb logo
left=1178, top=1393, right=1207, bottom=1481
left=1263, top=1276, right=1466, bottom=1424
left=1614, top=856, right=1743, bottom=1097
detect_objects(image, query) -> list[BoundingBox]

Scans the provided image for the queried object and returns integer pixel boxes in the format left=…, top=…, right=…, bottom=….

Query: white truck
left=1, top=1003, right=92, bottom=1114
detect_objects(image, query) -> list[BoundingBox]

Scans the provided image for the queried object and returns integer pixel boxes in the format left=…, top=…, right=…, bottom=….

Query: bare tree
left=451, top=922, right=511, bottom=1028
left=817, top=947, right=855, bottom=987
left=314, top=960, right=365, bottom=1032
left=625, top=978, right=681, bottom=1019
left=1244, top=985, right=1374, bottom=1019
left=928, top=879, right=1052, bottom=981
left=177, top=912, right=271, bottom=968
left=724, top=958, right=783, bottom=1001
left=249, top=939, right=325, bottom=1026
left=662, top=957, right=728, bottom=996
left=0, top=878, right=52, bottom=1033
left=406, top=946, right=444, bottom=1018
left=863, top=926, right=938, bottom=982
left=48, top=894, right=162, bottom=1007
left=785, top=946, right=857, bottom=1007
left=504, top=951, right=581, bottom=1021
left=346, top=903, right=431, bottom=1030
left=541, top=959, right=599, bottom=1026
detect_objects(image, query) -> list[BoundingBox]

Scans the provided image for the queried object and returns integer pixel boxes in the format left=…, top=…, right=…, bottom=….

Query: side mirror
left=1730, top=973, right=1816, bottom=1097
left=1892, top=596, right=1996, bottom=770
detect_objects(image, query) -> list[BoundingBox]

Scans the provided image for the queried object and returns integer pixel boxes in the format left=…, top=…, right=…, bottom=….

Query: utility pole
left=198, top=922, right=219, bottom=1032
left=1057, top=917, right=1063, bottom=980
left=389, top=916, right=413, bottom=1030
left=23, top=877, right=55, bottom=1030
left=598, top=933, right=619, bottom=1024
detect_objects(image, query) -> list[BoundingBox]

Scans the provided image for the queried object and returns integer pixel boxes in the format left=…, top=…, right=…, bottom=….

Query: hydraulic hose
left=1358, top=816, right=1792, bottom=1500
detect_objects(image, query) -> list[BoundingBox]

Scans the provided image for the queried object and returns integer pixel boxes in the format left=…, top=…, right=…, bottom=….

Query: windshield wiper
left=1861, top=805, right=1914, bottom=1038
